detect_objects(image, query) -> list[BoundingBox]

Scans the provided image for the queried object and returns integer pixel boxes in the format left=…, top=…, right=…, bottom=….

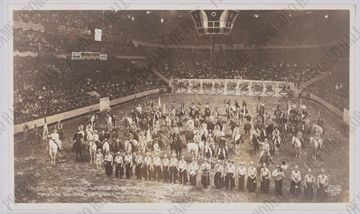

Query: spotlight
left=131, top=16, right=135, bottom=21
left=324, top=14, right=328, bottom=19
left=254, top=14, right=259, bottom=18
left=161, top=18, right=164, bottom=23
left=146, top=11, right=150, bottom=14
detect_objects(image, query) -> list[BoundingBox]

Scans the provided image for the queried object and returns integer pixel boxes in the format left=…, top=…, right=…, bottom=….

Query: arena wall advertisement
left=171, top=78, right=295, bottom=97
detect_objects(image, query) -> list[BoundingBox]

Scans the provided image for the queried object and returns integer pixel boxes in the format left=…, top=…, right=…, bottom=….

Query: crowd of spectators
left=308, top=61, right=349, bottom=110
left=156, top=48, right=328, bottom=85
left=14, top=57, right=163, bottom=124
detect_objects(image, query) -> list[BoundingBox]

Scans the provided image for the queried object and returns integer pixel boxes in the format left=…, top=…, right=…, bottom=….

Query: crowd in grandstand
left=14, top=57, right=162, bottom=124
left=158, top=48, right=326, bottom=84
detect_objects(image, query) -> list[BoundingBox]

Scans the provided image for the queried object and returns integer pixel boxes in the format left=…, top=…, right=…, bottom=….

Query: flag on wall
left=94, top=28, right=102, bottom=41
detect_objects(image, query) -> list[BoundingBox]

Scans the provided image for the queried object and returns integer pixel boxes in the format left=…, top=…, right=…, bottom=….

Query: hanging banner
left=172, top=79, right=294, bottom=97
left=94, top=28, right=102, bottom=41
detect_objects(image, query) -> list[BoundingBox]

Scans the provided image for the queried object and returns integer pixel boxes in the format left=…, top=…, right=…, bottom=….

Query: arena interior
left=13, top=10, right=350, bottom=203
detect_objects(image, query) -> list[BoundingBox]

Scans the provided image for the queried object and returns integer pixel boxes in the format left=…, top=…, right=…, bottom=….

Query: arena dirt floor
left=14, top=93, right=350, bottom=203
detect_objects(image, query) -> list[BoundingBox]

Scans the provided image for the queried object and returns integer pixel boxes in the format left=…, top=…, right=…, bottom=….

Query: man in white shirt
left=178, top=156, right=188, bottom=184
left=143, top=153, right=153, bottom=181
left=188, top=158, right=199, bottom=186
left=304, top=168, right=316, bottom=200
left=104, top=151, right=114, bottom=177
left=247, top=161, right=257, bottom=192
left=135, top=153, right=144, bottom=180
left=225, top=160, right=236, bottom=191
left=162, top=154, right=170, bottom=182
left=272, top=164, right=285, bottom=196
left=114, top=152, right=124, bottom=179
left=124, top=152, right=133, bottom=179
left=236, top=161, right=246, bottom=192
left=170, top=154, right=179, bottom=183
left=260, top=163, right=271, bottom=193
left=290, top=165, right=302, bottom=197
left=200, top=159, right=211, bottom=188
left=153, top=154, right=162, bottom=181
left=214, top=160, right=224, bottom=189
left=317, top=169, right=329, bottom=201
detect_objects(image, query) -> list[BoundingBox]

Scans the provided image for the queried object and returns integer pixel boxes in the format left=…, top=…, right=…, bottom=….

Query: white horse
left=106, top=114, right=113, bottom=131
left=291, top=136, right=302, bottom=158
left=102, top=140, right=111, bottom=154
left=124, top=140, right=132, bottom=154
left=187, top=143, right=199, bottom=161
left=165, top=116, right=172, bottom=129
left=138, top=134, right=148, bottom=154
left=312, top=124, right=323, bottom=136
left=204, top=142, right=213, bottom=162
left=89, top=134, right=97, bottom=164
left=212, top=125, right=221, bottom=142
left=193, top=131, right=203, bottom=159
left=48, top=139, right=59, bottom=165
left=310, top=136, right=323, bottom=160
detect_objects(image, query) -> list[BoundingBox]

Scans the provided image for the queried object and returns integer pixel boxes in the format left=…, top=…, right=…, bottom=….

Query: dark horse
left=72, top=131, right=86, bottom=161
left=259, top=152, right=274, bottom=167
left=170, top=133, right=183, bottom=158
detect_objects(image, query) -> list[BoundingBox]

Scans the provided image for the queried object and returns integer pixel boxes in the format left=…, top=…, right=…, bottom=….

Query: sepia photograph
left=9, top=5, right=354, bottom=207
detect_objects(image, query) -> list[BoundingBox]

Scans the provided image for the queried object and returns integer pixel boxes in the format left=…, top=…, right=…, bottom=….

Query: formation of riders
left=24, top=97, right=327, bottom=198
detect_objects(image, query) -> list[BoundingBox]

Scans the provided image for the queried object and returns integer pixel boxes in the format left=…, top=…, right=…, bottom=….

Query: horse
left=272, top=135, right=281, bottom=156
left=252, top=134, right=260, bottom=155
left=138, top=134, right=147, bottom=154
left=165, top=115, right=172, bottom=129
left=89, top=140, right=97, bottom=164
left=291, top=136, right=302, bottom=158
left=259, top=152, right=273, bottom=167
left=203, top=142, right=213, bottom=162
left=48, top=139, right=59, bottom=165
left=73, top=132, right=85, bottom=161
left=233, top=132, right=242, bottom=155
left=198, top=140, right=205, bottom=160
left=170, top=134, right=183, bottom=158
left=123, top=116, right=133, bottom=136
left=124, top=140, right=132, bottom=154
left=187, top=142, right=199, bottom=160
left=217, top=137, right=228, bottom=160
left=102, top=140, right=111, bottom=154
left=310, top=136, right=323, bottom=160
left=130, top=139, right=139, bottom=153
left=106, top=114, right=113, bottom=131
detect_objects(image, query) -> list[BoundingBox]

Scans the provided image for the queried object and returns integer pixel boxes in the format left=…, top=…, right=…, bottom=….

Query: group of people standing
left=95, top=149, right=329, bottom=201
